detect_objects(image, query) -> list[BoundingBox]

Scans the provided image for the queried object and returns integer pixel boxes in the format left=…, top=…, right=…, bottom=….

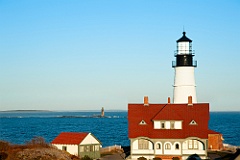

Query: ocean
left=0, top=111, right=239, bottom=147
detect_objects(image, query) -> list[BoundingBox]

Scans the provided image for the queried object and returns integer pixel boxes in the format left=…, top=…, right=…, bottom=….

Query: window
left=156, top=143, right=161, bottom=149
left=138, top=139, right=149, bottom=149
left=62, top=146, right=67, bottom=151
left=80, top=146, right=84, bottom=152
left=155, top=121, right=182, bottom=129
left=90, top=145, right=94, bottom=151
left=84, top=146, right=90, bottom=152
left=193, top=140, right=198, bottom=149
left=139, top=120, right=147, bottom=125
left=174, top=121, right=182, bottom=129
left=165, top=143, right=171, bottom=150
left=188, top=140, right=198, bottom=149
left=161, top=122, right=165, bottom=129
left=95, top=145, right=99, bottom=151
left=188, top=140, right=192, bottom=149
left=189, top=120, right=197, bottom=125
left=154, top=121, right=160, bottom=129
left=171, top=121, right=175, bottom=129
left=175, top=144, right=179, bottom=150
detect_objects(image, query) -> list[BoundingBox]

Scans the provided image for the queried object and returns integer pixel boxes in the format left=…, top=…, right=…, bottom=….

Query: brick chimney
left=144, top=96, right=149, bottom=106
left=188, top=96, right=193, bottom=106
left=168, top=97, right=171, bottom=104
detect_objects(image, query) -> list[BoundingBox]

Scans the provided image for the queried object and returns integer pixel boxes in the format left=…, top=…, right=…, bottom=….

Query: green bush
left=81, top=155, right=93, bottom=160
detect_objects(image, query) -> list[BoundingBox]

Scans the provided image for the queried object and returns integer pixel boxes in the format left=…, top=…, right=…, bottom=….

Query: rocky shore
left=0, top=137, right=125, bottom=160
left=0, top=137, right=79, bottom=160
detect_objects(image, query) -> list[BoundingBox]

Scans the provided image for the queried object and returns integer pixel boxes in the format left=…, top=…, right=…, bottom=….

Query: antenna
left=183, top=26, right=185, bottom=32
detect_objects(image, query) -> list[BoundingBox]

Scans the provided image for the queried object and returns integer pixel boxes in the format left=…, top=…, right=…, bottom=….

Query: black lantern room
left=172, top=32, right=197, bottom=67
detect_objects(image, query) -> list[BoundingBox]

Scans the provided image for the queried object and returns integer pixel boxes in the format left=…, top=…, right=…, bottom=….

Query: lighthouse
left=172, top=32, right=197, bottom=103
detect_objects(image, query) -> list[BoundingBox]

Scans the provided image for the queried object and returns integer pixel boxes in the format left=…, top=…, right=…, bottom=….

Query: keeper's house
left=52, top=132, right=102, bottom=159
left=128, top=97, right=213, bottom=160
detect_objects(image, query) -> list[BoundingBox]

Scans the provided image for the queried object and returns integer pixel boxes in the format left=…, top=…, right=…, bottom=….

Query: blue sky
left=0, top=0, right=240, bottom=111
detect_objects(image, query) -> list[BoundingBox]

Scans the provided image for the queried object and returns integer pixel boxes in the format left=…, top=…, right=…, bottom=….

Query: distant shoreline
left=0, top=109, right=128, bottom=112
left=0, top=110, right=52, bottom=112
left=0, top=110, right=239, bottom=113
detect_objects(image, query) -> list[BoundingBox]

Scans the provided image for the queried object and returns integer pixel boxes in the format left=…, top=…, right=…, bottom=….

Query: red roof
left=208, top=129, right=221, bottom=134
left=51, top=132, right=88, bottom=145
left=128, top=103, right=210, bottom=139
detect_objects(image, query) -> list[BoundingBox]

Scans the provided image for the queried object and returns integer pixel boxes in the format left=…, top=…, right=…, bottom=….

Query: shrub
left=0, top=141, right=10, bottom=152
left=26, top=137, right=49, bottom=148
left=0, top=152, right=8, bottom=160
left=81, top=155, right=93, bottom=160
left=71, top=154, right=80, bottom=160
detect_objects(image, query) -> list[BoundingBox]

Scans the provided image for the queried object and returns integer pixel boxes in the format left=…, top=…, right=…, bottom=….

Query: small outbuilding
left=208, top=130, right=224, bottom=150
left=51, top=132, right=102, bottom=159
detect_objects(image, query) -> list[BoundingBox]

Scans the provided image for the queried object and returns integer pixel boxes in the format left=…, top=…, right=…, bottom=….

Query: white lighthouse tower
left=172, top=32, right=197, bottom=103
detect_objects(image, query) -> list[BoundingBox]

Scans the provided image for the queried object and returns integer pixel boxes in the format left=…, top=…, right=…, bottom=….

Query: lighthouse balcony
left=172, top=60, right=197, bottom=67
left=174, top=50, right=195, bottom=56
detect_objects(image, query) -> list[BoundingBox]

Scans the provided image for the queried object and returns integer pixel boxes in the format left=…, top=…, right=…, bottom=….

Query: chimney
left=188, top=96, right=193, bottom=106
left=144, top=96, right=149, bottom=106
left=168, top=97, right=171, bottom=104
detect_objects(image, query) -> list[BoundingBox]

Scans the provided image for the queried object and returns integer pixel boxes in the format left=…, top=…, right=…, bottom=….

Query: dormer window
left=189, top=120, right=197, bottom=125
left=154, top=120, right=182, bottom=129
left=139, top=120, right=147, bottom=125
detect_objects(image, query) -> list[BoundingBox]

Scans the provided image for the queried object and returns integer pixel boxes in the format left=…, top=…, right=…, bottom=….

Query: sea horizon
left=1, top=109, right=239, bottom=112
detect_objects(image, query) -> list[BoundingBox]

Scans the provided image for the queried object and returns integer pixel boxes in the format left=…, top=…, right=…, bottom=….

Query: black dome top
left=177, top=32, right=192, bottom=42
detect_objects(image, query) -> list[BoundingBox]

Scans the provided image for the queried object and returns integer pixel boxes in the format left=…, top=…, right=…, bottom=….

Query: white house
left=128, top=98, right=210, bottom=160
left=51, top=132, right=102, bottom=159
